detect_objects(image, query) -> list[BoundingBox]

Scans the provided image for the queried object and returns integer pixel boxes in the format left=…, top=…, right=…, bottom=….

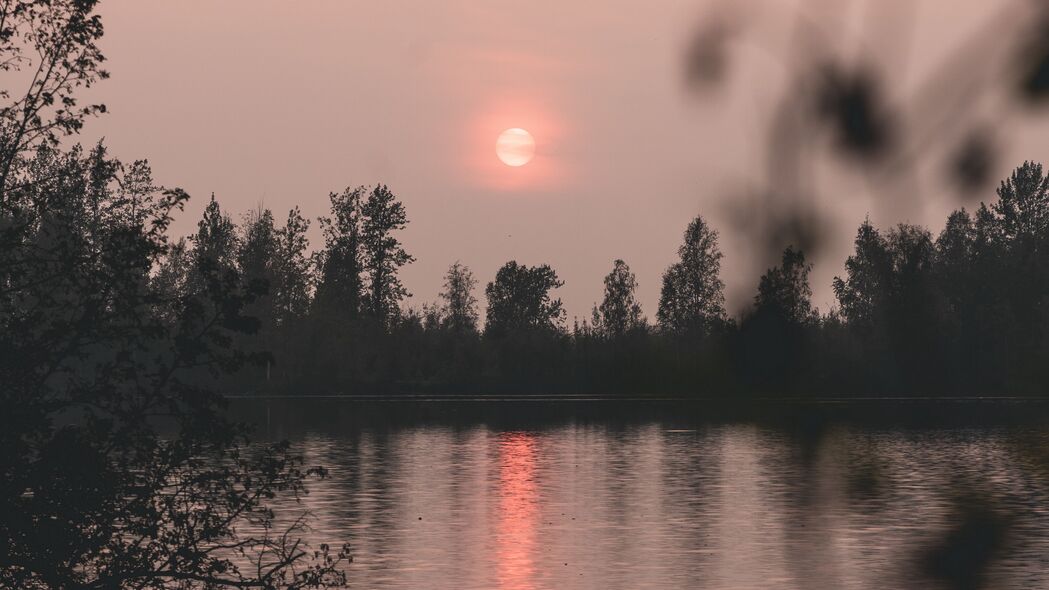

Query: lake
left=233, top=399, right=1049, bottom=589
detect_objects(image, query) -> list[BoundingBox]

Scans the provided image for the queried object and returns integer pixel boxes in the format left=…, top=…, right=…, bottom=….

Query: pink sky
left=85, top=0, right=1049, bottom=320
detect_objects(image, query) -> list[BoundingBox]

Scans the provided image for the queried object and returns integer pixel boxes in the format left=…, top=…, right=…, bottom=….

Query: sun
left=495, top=128, right=535, bottom=167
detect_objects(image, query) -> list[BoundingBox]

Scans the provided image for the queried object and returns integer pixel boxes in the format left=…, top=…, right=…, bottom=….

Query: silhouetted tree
left=235, top=206, right=280, bottom=384
left=737, top=246, right=817, bottom=393
left=992, top=161, right=1049, bottom=242
left=833, top=217, right=892, bottom=328
left=934, top=209, right=977, bottom=379
left=238, top=206, right=277, bottom=327
left=420, top=302, right=444, bottom=331
left=0, top=0, right=108, bottom=198
left=361, top=184, right=414, bottom=326
left=1, top=3, right=347, bottom=584
left=885, top=223, right=942, bottom=387
left=889, top=222, right=934, bottom=267
left=314, top=187, right=365, bottom=320
left=754, top=246, right=815, bottom=325
left=0, top=144, right=347, bottom=589
left=980, top=162, right=1049, bottom=387
left=879, top=221, right=937, bottom=325
left=657, top=215, right=727, bottom=336
left=150, top=236, right=192, bottom=325
left=441, top=261, right=479, bottom=333
left=485, top=261, right=565, bottom=336
left=593, top=259, right=645, bottom=338
left=936, top=209, right=975, bottom=296
left=262, top=207, right=314, bottom=386
left=189, top=194, right=239, bottom=294
left=272, top=207, right=314, bottom=327
left=973, top=203, right=1000, bottom=250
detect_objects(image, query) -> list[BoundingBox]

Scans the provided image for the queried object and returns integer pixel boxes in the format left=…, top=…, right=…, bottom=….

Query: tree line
left=150, top=160, right=1049, bottom=397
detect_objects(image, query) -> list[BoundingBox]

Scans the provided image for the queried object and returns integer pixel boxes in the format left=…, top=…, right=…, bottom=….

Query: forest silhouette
left=144, top=159, right=1049, bottom=399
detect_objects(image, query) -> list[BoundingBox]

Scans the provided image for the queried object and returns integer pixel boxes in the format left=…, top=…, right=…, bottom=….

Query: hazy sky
left=85, top=0, right=1049, bottom=320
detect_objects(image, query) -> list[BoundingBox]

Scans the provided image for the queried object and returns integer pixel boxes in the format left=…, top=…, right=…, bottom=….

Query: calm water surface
left=240, top=401, right=1049, bottom=589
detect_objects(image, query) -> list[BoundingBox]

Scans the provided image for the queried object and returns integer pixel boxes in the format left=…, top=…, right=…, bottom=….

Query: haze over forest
left=82, top=0, right=1049, bottom=319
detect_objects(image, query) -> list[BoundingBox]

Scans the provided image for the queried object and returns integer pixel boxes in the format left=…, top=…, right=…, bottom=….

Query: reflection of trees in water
left=711, top=426, right=800, bottom=588
left=244, top=420, right=1049, bottom=589
left=758, top=425, right=845, bottom=588
left=658, top=426, right=718, bottom=587
left=443, top=427, right=493, bottom=587
left=755, top=425, right=1049, bottom=590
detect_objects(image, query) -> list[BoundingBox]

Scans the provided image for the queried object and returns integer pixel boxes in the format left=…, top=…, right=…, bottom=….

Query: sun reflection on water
left=496, top=432, right=539, bottom=590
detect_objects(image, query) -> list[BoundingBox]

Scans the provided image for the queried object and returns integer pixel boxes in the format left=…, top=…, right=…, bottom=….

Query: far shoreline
left=224, top=394, right=1049, bottom=402
left=225, top=394, right=1049, bottom=433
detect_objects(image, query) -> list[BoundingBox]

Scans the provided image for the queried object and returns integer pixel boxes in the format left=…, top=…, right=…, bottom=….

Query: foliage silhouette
left=592, top=259, right=645, bottom=339
left=0, top=3, right=348, bottom=587
left=0, top=144, right=349, bottom=588
left=361, top=184, right=414, bottom=326
left=485, top=261, right=565, bottom=337
left=440, top=261, right=479, bottom=334
left=313, top=186, right=365, bottom=323
left=657, top=215, right=727, bottom=338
